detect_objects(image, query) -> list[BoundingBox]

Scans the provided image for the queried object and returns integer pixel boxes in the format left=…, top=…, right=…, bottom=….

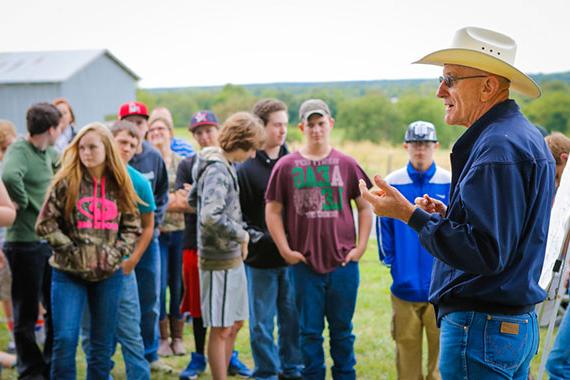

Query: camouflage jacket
left=189, top=147, right=247, bottom=270
left=36, top=175, right=141, bottom=282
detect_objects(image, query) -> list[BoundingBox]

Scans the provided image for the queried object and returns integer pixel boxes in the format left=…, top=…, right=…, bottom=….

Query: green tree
left=335, top=92, right=401, bottom=143
left=524, top=90, right=570, bottom=134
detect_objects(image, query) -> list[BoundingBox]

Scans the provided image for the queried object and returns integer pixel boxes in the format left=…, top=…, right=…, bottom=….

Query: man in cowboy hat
left=360, top=26, right=555, bottom=379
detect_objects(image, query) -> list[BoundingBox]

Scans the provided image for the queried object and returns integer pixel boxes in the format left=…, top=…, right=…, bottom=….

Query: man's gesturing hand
left=358, top=175, right=416, bottom=223
left=414, top=194, right=447, bottom=217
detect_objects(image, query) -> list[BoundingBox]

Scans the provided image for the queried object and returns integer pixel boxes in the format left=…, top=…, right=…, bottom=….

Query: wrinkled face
left=0, top=135, right=15, bottom=161
left=79, top=131, right=106, bottom=170
left=114, top=130, right=138, bottom=163
left=124, top=115, right=149, bottom=142
left=230, top=148, right=256, bottom=163
left=404, top=141, right=438, bottom=172
left=264, top=110, right=288, bottom=148
left=300, top=113, right=333, bottom=146
left=56, top=103, right=72, bottom=127
left=147, top=120, right=171, bottom=147
left=191, top=124, right=219, bottom=149
left=437, top=64, right=488, bottom=127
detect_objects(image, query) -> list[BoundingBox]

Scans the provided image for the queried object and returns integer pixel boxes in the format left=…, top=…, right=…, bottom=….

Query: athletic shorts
left=181, top=249, right=201, bottom=317
left=199, top=263, right=248, bottom=328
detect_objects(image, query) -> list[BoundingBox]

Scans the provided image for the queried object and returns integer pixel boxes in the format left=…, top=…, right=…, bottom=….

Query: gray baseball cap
left=298, top=99, right=331, bottom=122
left=405, top=121, right=438, bottom=142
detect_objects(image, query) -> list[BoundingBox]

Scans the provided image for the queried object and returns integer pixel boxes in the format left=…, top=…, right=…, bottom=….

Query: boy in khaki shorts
left=189, top=112, right=265, bottom=380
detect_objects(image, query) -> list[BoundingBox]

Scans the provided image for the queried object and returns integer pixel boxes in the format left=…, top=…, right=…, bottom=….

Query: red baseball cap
left=118, top=101, right=149, bottom=120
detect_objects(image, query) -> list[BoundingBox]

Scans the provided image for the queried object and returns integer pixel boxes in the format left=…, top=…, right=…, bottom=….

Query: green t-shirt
left=2, top=139, right=60, bottom=242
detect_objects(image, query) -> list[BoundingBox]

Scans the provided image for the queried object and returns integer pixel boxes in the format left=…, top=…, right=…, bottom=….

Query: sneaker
left=150, top=359, right=174, bottom=374
left=180, top=352, right=207, bottom=380
left=228, top=351, right=253, bottom=378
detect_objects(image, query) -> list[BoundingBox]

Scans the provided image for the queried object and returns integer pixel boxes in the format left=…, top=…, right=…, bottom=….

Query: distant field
left=174, top=127, right=453, bottom=177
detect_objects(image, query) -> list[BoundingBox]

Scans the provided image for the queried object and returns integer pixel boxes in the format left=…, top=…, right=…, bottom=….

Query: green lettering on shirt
left=317, top=165, right=330, bottom=186
left=292, top=167, right=304, bottom=189
left=321, top=186, right=344, bottom=211
left=305, top=166, right=318, bottom=188
left=292, top=164, right=344, bottom=211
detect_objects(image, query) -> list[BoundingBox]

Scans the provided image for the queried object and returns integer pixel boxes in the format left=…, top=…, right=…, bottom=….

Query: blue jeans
left=547, top=305, right=570, bottom=379
left=81, top=272, right=150, bottom=380
left=246, top=265, right=303, bottom=380
left=439, top=311, right=539, bottom=380
left=159, top=230, right=184, bottom=320
left=292, top=262, right=359, bottom=380
left=135, top=236, right=161, bottom=363
left=51, top=269, right=123, bottom=380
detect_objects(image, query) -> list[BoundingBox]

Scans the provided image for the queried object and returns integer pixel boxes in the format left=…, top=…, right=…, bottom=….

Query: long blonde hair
left=51, top=122, right=139, bottom=218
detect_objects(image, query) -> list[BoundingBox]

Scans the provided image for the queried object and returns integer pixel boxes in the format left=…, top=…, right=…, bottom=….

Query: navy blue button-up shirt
left=409, top=100, right=555, bottom=317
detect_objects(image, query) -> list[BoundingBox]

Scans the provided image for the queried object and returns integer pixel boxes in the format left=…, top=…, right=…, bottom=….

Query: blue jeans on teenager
left=292, top=262, right=359, bottom=380
left=439, top=310, right=539, bottom=380
left=159, top=230, right=184, bottom=320
left=547, top=305, right=570, bottom=379
left=246, top=265, right=303, bottom=380
left=135, top=236, right=161, bottom=363
left=82, top=272, right=150, bottom=380
left=51, top=268, right=123, bottom=380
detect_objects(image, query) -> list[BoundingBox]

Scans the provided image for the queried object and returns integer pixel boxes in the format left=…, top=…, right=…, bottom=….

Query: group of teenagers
left=3, top=24, right=570, bottom=380
left=0, top=95, right=379, bottom=380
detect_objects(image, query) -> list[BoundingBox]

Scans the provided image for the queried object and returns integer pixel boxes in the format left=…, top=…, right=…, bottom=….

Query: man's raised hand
left=359, top=175, right=416, bottom=223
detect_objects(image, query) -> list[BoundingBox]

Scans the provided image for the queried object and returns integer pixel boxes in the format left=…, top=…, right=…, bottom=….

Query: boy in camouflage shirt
left=189, top=112, right=264, bottom=380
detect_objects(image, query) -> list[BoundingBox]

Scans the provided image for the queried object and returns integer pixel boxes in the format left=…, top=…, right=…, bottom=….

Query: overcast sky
left=1, top=0, right=567, bottom=88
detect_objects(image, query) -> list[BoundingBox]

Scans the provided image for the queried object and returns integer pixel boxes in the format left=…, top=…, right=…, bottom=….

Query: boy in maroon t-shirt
left=265, top=99, right=373, bottom=380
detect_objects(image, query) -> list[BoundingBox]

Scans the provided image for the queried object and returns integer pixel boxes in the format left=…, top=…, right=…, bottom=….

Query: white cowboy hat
left=414, top=26, right=541, bottom=98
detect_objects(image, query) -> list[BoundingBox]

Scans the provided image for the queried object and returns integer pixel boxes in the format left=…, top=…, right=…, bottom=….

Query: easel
left=537, top=227, right=570, bottom=380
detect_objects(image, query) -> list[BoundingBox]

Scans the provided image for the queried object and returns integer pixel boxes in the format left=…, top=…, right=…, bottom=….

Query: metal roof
left=0, top=49, right=140, bottom=84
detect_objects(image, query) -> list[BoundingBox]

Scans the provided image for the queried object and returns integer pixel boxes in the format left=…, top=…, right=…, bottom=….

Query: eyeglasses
left=438, top=75, right=489, bottom=88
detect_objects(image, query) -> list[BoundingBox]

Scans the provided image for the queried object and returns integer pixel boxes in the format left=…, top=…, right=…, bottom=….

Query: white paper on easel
left=539, top=164, right=570, bottom=290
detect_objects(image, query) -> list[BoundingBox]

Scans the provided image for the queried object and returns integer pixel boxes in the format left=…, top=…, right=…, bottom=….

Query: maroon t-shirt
left=265, top=149, right=372, bottom=274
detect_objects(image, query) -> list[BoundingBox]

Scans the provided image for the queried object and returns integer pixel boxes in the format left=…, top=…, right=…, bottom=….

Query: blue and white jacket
left=377, top=162, right=450, bottom=302
left=408, top=100, right=555, bottom=318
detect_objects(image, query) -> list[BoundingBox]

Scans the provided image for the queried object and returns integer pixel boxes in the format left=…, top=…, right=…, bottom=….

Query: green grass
left=0, top=243, right=558, bottom=378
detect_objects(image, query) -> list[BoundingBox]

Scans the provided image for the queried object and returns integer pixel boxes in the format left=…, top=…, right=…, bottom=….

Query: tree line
left=138, top=78, right=570, bottom=148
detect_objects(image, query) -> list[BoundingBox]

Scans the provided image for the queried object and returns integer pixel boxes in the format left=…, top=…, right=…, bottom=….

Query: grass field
left=0, top=243, right=556, bottom=379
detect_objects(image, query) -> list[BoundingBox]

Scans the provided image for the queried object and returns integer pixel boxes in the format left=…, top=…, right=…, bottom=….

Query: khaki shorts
left=199, top=263, right=248, bottom=328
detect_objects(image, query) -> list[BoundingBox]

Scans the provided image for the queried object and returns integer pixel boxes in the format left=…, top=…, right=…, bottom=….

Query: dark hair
left=219, top=112, right=265, bottom=152
left=252, top=99, right=288, bottom=126
left=26, top=103, right=61, bottom=136
left=109, top=120, right=140, bottom=142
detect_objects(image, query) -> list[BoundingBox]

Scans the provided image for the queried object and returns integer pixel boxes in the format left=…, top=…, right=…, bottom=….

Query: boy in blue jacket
left=377, top=121, right=449, bottom=380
